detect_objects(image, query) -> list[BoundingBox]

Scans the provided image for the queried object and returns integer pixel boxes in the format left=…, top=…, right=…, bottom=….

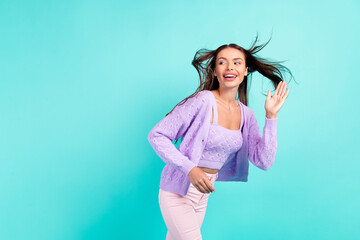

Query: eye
left=235, top=62, right=241, bottom=64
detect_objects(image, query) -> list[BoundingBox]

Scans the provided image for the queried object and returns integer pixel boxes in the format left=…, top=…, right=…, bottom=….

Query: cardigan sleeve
left=147, top=91, right=207, bottom=176
left=247, top=110, right=278, bottom=170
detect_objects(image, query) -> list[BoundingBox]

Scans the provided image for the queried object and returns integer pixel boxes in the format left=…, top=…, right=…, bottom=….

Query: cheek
left=215, top=66, right=223, bottom=74
left=215, top=65, right=223, bottom=70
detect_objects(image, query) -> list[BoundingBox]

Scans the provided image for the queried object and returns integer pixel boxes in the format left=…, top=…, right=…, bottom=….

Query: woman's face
left=213, top=47, right=248, bottom=88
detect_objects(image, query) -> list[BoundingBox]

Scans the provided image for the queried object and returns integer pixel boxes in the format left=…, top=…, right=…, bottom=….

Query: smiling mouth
left=223, top=76, right=237, bottom=81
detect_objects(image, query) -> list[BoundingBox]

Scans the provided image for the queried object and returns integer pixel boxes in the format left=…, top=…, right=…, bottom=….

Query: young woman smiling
left=148, top=34, right=294, bottom=240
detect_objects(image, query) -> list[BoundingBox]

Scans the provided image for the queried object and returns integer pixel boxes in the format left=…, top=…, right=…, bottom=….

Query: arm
left=248, top=110, right=278, bottom=170
left=147, top=92, right=206, bottom=176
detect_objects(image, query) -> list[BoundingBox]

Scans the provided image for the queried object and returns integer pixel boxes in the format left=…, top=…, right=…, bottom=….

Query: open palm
left=265, top=81, right=290, bottom=117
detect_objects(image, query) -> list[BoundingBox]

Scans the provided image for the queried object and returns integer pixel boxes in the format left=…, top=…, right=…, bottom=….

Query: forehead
left=217, top=48, right=245, bottom=60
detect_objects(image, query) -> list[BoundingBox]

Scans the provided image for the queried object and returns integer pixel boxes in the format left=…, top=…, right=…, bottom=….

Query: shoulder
left=177, top=90, right=212, bottom=107
left=171, top=90, right=212, bottom=117
left=238, top=101, right=253, bottom=114
left=193, top=90, right=212, bottom=100
left=192, top=90, right=213, bottom=110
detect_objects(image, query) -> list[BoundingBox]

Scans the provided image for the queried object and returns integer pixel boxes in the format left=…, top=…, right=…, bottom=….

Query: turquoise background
left=1, top=0, right=359, bottom=239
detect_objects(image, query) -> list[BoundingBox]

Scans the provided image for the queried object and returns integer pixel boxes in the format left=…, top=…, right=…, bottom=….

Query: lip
left=224, top=76, right=237, bottom=81
left=223, top=72, right=238, bottom=77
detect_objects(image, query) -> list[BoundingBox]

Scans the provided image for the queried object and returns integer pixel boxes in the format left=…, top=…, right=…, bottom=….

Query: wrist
left=187, top=166, right=197, bottom=176
left=266, top=113, right=277, bottom=119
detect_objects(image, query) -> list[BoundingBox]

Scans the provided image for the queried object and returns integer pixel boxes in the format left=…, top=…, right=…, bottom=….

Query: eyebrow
left=218, top=57, right=243, bottom=61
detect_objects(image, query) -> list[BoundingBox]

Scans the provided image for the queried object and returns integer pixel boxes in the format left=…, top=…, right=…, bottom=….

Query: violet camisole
left=197, top=94, right=244, bottom=170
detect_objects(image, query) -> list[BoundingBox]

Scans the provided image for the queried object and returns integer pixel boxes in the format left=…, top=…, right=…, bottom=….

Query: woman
left=147, top=35, right=293, bottom=240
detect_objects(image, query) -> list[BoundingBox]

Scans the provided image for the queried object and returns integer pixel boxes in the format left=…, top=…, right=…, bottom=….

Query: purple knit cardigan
left=147, top=90, right=278, bottom=196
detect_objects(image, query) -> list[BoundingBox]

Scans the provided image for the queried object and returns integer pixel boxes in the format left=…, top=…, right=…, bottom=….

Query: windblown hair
left=166, top=33, right=295, bottom=124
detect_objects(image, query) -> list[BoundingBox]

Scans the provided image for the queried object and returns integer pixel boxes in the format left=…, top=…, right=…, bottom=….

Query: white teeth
left=224, top=75, right=236, bottom=77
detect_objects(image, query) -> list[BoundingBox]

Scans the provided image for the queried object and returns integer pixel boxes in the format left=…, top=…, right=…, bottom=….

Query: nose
left=227, top=64, right=234, bottom=70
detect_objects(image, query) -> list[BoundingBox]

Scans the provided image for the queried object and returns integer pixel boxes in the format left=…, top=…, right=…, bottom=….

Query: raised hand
left=265, top=81, right=290, bottom=119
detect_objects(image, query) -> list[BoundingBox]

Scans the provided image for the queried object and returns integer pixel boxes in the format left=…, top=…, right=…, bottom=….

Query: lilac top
left=147, top=90, right=278, bottom=196
left=197, top=93, right=244, bottom=169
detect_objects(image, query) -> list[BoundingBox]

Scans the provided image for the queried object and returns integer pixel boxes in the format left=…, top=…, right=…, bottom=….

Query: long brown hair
left=166, top=33, right=296, bottom=119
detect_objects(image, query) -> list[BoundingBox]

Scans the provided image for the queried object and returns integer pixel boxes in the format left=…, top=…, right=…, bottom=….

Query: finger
left=274, top=81, right=282, bottom=96
left=195, top=183, right=207, bottom=193
left=205, top=179, right=215, bottom=192
left=206, top=177, right=215, bottom=192
left=283, top=88, right=290, bottom=99
left=199, top=180, right=211, bottom=193
left=198, top=181, right=210, bottom=193
left=273, top=82, right=281, bottom=96
left=202, top=178, right=214, bottom=193
left=266, top=90, right=271, bottom=100
left=280, top=82, right=287, bottom=97
left=277, top=81, right=285, bottom=96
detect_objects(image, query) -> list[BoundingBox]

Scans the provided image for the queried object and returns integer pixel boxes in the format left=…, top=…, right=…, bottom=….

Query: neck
left=215, top=88, right=238, bottom=109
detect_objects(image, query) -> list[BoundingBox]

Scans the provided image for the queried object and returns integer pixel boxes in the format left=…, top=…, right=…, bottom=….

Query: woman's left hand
left=265, top=81, right=290, bottom=119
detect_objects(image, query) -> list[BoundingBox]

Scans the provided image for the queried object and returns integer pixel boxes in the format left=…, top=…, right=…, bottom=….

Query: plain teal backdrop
left=1, top=0, right=359, bottom=239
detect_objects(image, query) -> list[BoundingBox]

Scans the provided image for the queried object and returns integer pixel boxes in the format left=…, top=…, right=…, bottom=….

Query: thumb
left=266, top=90, right=271, bottom=100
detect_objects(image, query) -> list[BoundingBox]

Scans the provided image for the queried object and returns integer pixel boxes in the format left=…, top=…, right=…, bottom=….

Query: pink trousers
left=158, top=172, right=218, bottom=240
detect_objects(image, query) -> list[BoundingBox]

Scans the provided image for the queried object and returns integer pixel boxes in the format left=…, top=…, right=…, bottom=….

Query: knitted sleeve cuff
left=180, top=160, right=197, bottom=176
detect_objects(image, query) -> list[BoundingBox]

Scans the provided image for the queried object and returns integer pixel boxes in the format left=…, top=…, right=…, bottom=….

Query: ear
left=245, top=67, right=248, bottom=76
